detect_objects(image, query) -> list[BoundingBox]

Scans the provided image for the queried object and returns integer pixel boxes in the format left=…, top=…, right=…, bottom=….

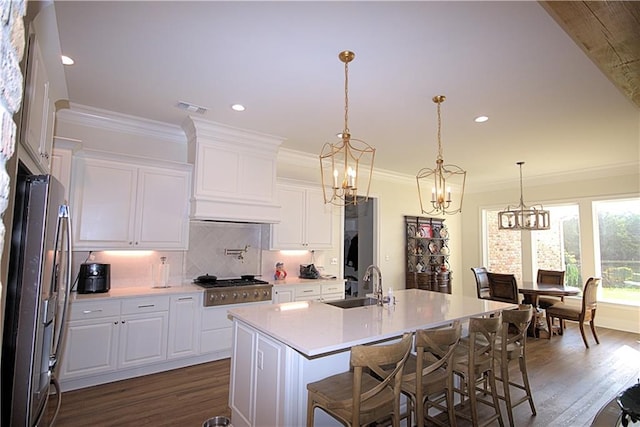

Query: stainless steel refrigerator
left=1, top=163, right=72, bottom=426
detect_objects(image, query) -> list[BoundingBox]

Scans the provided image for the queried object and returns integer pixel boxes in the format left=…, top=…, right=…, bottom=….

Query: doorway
left=343, top=196, right=376, bottom=298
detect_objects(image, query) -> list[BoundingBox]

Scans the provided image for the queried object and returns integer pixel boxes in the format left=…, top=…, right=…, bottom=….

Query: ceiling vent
left=176, top=101, right=208, bottom=115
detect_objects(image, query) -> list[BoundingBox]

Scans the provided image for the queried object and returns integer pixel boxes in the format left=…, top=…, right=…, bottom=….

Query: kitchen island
left=227, top=288, right=515, bottom=427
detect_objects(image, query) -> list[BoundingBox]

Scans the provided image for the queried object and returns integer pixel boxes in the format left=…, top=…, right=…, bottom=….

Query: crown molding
left=466, top=161, right=640, bottom=193
left=57, top=103, right=187, bottom=144
left=277, top=147, right=416, bottom=185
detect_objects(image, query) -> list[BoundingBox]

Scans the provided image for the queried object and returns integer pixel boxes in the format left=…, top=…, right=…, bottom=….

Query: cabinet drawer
left=294, top=284, right=320, bottom=298
left=69, top=300, right=121, bottom=321
left=121, top=296, right=169, bottom=314
left=321, top=283, right=344, bottom=295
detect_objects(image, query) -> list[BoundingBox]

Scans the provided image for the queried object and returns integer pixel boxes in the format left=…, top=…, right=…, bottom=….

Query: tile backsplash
left=184, top=221, right=264, bottom=279
left=73, top=221, right=334, bottom=289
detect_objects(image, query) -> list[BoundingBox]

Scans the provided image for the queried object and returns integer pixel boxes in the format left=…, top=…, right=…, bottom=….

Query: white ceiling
left=52, top=1, right=639, bottom=191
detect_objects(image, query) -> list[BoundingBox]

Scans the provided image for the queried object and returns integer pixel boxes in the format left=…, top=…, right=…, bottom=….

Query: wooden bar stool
left=401, top=321, right=462, bottom=427
left=452, top=315, right=504, bottom=427
left=306, top=333, right=412, bottom=427
left=495, top=305, right=536, bottom=427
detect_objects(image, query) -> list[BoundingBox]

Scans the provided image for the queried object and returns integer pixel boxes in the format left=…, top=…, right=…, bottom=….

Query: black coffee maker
left=78, top=263, right=111, bottom=294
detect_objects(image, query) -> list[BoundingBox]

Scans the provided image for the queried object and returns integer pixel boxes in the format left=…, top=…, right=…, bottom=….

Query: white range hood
left=182, top=116, right=285, bottom=223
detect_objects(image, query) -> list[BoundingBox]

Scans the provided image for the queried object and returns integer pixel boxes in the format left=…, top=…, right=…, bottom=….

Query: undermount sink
left=325, top=297, right=380, bottom=309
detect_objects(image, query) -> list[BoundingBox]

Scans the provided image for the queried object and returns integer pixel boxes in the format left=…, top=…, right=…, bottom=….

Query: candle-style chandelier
left=319, top=50, right=375, bottom=206
left=416, top=95, right=466, bottom=215
left=498, top=162, right=550, bottom=230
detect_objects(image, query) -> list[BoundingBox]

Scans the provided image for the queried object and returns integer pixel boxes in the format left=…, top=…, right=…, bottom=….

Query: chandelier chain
left=436, top=99, right=443, bottom=161
left=343, top=60, right=350, bottom=135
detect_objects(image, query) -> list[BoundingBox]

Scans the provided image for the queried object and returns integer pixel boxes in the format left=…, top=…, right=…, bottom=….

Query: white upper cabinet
left=20, top=33, right=54, bottom=173
left=182, top=117, right=284, bottom=223
left=271, top=183, right=334, bottom=250
left=72, top=153, right=191, bottom=250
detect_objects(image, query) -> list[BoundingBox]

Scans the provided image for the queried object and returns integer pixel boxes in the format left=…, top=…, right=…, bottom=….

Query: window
left=533, top=205, right=582, bottom=287
left=594, top=199, right=640, bottom=304
left=485, top=205, right=580, bottom=286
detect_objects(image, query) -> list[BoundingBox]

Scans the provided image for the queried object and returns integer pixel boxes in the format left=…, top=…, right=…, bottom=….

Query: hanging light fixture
left=498, top=161, right=550, bottom=230
left=319, top=50, right=375, bottom=206
left=416, top=95, right=466, bottom=215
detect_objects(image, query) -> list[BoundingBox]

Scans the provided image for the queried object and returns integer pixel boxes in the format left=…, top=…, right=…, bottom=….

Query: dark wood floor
left=47, top=324, right=640, bottom=426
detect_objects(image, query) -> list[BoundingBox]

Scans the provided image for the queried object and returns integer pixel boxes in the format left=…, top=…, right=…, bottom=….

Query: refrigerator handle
left=50, top=204, right=72, bottom=373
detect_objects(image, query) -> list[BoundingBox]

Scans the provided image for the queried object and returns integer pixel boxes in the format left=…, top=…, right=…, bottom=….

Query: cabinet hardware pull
left=178, top=297, right=192, bottom=301
left=303, top=290, right=313, bottom=293
left=138, top=304, right=155, bottom=308
left=114, top=321, right=118, bottom=325
left=83, top=309, right=103, bottom=314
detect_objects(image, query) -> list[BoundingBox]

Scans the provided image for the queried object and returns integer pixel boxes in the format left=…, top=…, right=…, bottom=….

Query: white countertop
left=228, top=289, right=516, bottom=357
left=70, top=283, right=203, bottom=302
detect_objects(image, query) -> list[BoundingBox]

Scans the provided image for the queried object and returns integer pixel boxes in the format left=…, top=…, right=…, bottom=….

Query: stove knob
left=254, top=291, right=259, bottom=297
left=233, top=293, right=238, bottom=299
left=242, top=292, right=248, bottom=298
left=220, top=294, right=226, bottom=300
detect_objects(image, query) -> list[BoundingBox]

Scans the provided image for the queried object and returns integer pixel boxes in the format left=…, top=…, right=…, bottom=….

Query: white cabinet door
left=254, top=334, right=285, bottom=426
left=135, top=167, right=190, bottom=248
left=73, top=158, right=137, bottom=248
left=60, top=316, right=119, bottom=379
left=21, top=34, right=53, bottom=173
left=271, top=186, right=305, bottom=248
left=271, top=184, right=334, bottom=250
left=119, top=311, right=169, bottom=369
left=72, top=155, right=191, bottom=250
left=168, top=294, right=200, bottom=359
left=230, top=321, right=286, bottom=427
left=304, top=188, right=333, bottom=249
left=272, top=288, right=293, bottom=304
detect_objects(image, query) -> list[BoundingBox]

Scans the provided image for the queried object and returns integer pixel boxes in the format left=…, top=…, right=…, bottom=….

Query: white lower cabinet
left=61, top=296, right=169, bottom=379
left=272, top=288, right=293, bottom=304
left=168, top=294, right=200, bottom=359
left=272, top=281, right=345, bottom=304
left=200, top=305, right=234, bottom=355
left=231, top=322, right=286, bottom=427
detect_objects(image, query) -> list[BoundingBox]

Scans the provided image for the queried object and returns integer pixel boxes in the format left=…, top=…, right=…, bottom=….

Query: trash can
left=202, top=416, right=232, bottom=427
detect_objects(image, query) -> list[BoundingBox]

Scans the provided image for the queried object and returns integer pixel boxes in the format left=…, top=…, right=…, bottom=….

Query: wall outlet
left=330, top=257, right=338, bottom=265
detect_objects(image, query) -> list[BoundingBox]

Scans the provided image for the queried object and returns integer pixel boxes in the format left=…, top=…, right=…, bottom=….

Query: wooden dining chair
left=545, top=277, right=601, bottom=348
left=495, top=305, right=536, bottom=427
left=471, top=267, right=491, bottom=299
left=536, top=269, right=566, bottom=309
left=401, top=321, right=462, bottom=427
left=306, top=333, right=413, bottom=427
left=487, top=273, right=520, bottom=304
left=452, top=315, right=504, bottom=427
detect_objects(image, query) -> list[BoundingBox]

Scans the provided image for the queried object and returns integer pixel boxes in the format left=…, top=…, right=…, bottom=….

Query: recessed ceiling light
left=231, top=104, right=245, bottom=112
left=61, top=55, right=74, bottom=65
left=474, top=115, right=489, bottom=123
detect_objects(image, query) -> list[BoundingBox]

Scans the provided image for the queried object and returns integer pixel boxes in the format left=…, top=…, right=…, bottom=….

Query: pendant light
left=416, top=95, right=466, bottom=215
left=319, top=50, right=375, bottom=206
left=498, top=162, right=550, bottom=230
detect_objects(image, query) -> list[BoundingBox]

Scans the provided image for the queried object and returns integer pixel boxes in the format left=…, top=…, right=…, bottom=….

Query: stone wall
left=0, top=0, right=26, bottom=332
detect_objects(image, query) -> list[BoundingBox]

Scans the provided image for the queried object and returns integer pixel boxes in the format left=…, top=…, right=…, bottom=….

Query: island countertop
left=227, top=288, right=515, bottom=357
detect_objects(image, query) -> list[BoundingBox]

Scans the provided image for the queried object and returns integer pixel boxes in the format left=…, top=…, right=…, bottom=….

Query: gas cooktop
left=193, top=278, right=270, bottom=289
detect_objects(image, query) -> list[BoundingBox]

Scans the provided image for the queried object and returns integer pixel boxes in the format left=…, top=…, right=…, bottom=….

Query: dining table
left=518, top=281, right=581, bottom=337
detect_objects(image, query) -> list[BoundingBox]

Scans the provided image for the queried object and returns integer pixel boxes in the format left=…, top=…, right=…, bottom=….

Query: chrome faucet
left=363, top=265, right=383, bottom=306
